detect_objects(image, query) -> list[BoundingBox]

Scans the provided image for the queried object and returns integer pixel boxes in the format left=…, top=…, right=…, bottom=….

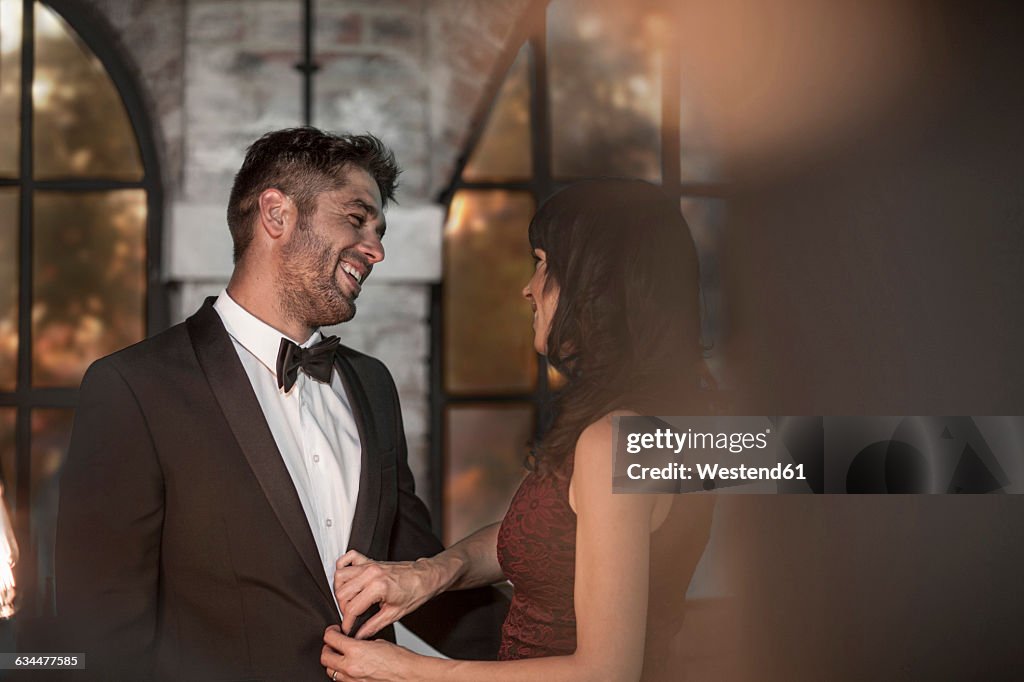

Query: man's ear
left=256, top=188, right=296, bottom=242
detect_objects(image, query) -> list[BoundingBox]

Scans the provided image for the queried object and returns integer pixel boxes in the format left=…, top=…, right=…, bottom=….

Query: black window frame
left=0, top=0, right=165, bottom=619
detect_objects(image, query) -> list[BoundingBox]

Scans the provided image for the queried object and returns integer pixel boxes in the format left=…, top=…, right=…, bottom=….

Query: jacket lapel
left=186, top=297, right=336, bottom=610
left=334, top=350, right=382, bottom=557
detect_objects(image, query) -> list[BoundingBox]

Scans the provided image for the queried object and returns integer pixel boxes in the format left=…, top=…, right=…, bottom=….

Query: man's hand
left=334, top=550, right=452, bottom=638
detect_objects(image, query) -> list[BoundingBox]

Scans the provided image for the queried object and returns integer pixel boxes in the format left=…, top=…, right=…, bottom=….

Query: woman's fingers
left=340, top=584, right=386, bottom=635
left=336, top=550, right=370, bottom=570
left=334, top=566, right=390, bottom=621
left=324, top=626, right=353, bottom=650
left=332, top=559, right=425, bottom=637
left=334, top=571, right=369, bottom=610
left=353, top=607, right=400, bottom=640
left=334, top=564, right=370, bottom=587
left=334, top=561, right=385, bottom=597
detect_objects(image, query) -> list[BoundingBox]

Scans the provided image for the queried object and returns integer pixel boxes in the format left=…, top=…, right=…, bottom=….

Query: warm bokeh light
left=32, top=190, right=147, bottom=387
left=0, top=189, right=17, bottom=391
left=463, top=44, right=532, bottom=182
left=444, top=404, right=533, bottom=544
left=0, top=409, right=13, bottom=619
left=0, top=494, right=16, bottom=619
left=0, top=409, right=14, bottom=510
left=0, top=0, right=23, bottom=176
left=548, top=0, right=666, bottom=181
left=0, top=0, right=22, bottom=45
left=0, top=408, right=16, bottom=618
left=33, top=2, right=143, bottom=180
left=546, top=361, right=567, bottom=390
left=444, top=190, right=536, bottom=394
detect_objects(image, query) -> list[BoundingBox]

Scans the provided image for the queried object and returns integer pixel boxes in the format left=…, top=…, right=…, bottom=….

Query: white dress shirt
left=214, top=290, right=361, bottom=596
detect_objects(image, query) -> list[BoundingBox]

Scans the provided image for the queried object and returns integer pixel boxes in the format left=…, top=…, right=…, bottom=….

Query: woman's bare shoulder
left=575, top=410, right=641, bottom=453
left=570, top=411, right=652, bottom=512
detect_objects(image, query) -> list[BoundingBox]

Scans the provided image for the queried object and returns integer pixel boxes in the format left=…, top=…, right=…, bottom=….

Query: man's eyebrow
left=344, top=199, right=380, bottom=217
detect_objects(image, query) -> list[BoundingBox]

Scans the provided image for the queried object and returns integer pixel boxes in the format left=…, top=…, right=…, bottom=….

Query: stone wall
left=74, top=0, right=533, bottom=504
left=76, top=0, right=187, bottom=189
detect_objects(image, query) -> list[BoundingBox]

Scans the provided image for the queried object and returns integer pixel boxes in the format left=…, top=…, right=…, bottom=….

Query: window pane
left=0, top=189, right=16, bottom=390
left=680, top=94, right=719, bottom=183
left=33, top=3, right=143, bottom=181
left=444, top=190, right=536, bottom=394
left=0, top=0, right=22, bottom=176
left=463, top=45, right=532, bottom=182
left=0, top=408, right=13, bottom=511
left=444, top=404, right=533, bottom=545
left=548, top=0, right=665, bottom=181
left=33, top=190, right=147, bottom=387
left=30, top=408, right=72, bottom=614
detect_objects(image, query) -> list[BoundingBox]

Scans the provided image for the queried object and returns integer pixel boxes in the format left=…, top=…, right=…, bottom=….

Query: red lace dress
left=495, top=451, right=713, bottom=678
left=496, top=455, right=579, bottom=660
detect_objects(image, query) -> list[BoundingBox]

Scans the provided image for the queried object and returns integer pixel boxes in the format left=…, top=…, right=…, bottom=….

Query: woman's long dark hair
left=529, top=179, right=702, bottom=475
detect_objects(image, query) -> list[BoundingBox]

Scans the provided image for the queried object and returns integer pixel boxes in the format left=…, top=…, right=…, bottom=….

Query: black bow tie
left=276, top=335, right=340, bottom=392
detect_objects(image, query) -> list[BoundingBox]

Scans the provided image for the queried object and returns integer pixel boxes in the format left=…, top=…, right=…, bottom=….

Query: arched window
left=434, top=0, right=724, bottom=542
left=0, top=0, right=163, bottom=618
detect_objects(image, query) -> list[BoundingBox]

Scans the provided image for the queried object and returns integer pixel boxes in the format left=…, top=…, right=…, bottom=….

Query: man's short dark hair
left=226, top=127, right=401, bottom=263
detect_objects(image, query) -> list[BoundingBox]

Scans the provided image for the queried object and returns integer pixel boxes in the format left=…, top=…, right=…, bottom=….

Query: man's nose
left=360, top=232, right=385, bottom=264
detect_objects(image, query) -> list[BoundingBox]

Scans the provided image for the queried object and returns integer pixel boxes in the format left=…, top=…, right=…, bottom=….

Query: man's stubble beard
left=278, top=218, right=358, bottom=330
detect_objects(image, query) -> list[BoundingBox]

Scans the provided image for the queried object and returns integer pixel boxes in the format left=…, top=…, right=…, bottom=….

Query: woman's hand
left=334, top=550, right=446, bottom=638
left=322, top=625, right=421, bottom=682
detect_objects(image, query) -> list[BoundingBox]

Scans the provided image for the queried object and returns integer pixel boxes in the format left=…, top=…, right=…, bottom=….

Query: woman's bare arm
left=335, top=521, right=505, bottom=637
left=326, top=415, right=657, bottom=681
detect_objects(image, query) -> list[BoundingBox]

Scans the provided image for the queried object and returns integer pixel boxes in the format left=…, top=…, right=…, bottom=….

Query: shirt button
left=313, top=454, right=320, bottom=463
left=326, top=518, right=333, bottom=528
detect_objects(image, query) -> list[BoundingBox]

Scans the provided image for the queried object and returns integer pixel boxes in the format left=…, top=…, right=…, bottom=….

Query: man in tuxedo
left=55, top=128, right=506, bottom=680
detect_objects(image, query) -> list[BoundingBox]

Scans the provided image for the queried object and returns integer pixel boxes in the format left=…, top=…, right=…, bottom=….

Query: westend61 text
left=626, top=462, right=806, bottom=481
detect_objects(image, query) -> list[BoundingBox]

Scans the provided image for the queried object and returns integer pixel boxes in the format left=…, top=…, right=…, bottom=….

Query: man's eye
left=350, top=214, right=366, bottom=227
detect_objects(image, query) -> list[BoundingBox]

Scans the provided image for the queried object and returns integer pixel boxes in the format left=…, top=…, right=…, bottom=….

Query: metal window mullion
left=32, top=178, right=148, bottom=191
left=453, top=180, right=534, bottom=193
left=296, top=0, right=318, bottom=126
left=0, top=388, right=80, bottom=408
left=427, top=284, right=444, bottom=535
left=439, top=393, right=539, bottom=406
left=15, top=0, right=36, bottom=613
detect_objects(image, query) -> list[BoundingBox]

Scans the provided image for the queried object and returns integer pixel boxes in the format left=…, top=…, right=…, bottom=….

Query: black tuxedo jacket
left=54, top=298, right=507, bottom=681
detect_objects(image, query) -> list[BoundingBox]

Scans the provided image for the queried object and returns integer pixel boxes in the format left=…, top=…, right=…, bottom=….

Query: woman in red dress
left=323, top=179, right=714, bottom=681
